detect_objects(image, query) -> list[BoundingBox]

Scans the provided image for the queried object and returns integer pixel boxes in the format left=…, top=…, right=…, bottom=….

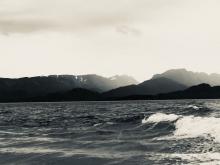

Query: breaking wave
left=143, top=113, right=220, bottom=142
left=142, top=113, right=180, bottom=124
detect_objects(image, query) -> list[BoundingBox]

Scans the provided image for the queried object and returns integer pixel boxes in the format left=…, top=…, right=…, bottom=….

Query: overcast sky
left=1, top=0, right=220, bottom=81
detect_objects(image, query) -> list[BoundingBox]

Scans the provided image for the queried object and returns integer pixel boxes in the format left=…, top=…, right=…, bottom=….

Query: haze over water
left=0, top=100, right=220, bottom=164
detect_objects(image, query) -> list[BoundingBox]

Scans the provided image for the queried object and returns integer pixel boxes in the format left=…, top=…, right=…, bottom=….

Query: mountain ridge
left=103, top=77, right=187, bottom=98
left=1, top=68, right=220, bottom=102
left=152, top=68, right=220, bottom=87
left=0, top=74, right=138, bottom=101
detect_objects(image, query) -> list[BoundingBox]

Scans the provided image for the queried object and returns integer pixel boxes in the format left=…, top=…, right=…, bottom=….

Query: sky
left=1, top=0, right=220, bottom=81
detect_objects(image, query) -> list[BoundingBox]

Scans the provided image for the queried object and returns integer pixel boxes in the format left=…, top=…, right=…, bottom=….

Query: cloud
left=3, top=0, right=199, bottom=35
left=0, top=0, right=179, bottom=34
left=0, top=0, right=144, bottom=34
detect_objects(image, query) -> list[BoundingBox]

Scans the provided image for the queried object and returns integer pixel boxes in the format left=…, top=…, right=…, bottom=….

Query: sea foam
left=150, top=152, right=220, bottom=165
left=174, top=115, right=220, bottom=142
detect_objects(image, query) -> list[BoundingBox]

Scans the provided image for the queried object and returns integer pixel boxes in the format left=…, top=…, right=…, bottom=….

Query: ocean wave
left=143, top=113, right=220, bottom=143
left=187, top=105, right=200, bottom=110
left=142, top=113, right=180, bottom=124
left=0, top=131, right=26, bottom=135
left=0, top=146, right=136, bottom=159
left=114, top=115, right=144, bottom=123
left=205, top=102, right=220, bottom=111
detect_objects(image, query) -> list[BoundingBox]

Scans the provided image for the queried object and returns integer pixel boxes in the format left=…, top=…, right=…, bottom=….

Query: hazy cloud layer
left=0, top=0, right=186, bottom=34
left=0, top=0, right=146, bottom=33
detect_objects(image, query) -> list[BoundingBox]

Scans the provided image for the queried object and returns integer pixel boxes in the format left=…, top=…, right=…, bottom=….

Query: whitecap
left=93, top=123, right=102, bottom=127
left=142, top=113, right=180, bottom=124
left=188, top=105, right=200, bottom=110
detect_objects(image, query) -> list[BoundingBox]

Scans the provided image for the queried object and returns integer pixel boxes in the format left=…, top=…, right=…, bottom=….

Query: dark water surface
left=0, top=100, right=220, bottom=165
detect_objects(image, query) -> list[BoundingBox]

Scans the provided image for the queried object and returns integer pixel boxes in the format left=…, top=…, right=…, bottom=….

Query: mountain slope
left=109, top=75, right=138, bottom=87
left=103, top=77, right=187, bottom=98
left=152, top=68, right=220, bottom=87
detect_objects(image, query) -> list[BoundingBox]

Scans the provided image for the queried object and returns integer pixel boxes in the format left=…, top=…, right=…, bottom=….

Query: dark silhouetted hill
left=105, top=83, right=220, bottom=100
left=30, top=88, right=101, bottom=102
left=2, top=83, right=220, bottom=102
left=155, top=83, right=220, bottom=99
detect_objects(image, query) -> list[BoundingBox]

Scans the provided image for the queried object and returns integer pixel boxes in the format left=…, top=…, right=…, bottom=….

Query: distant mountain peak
left=152, top=68, right=220, bottom=87
left=153, top=68, right=210, bottom=77
left=103, top=76, right=187, bottom=98
left=109, top=75, right=139, bottom=85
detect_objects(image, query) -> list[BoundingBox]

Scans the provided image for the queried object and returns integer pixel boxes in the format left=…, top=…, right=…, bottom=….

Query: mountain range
left=103, top=69, right=220, bottom=98
left=2, top=68, right=220, bottom=102
left=0, top=74, right=138, bottom=102
left=103, top=77, right=187, bottom=98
